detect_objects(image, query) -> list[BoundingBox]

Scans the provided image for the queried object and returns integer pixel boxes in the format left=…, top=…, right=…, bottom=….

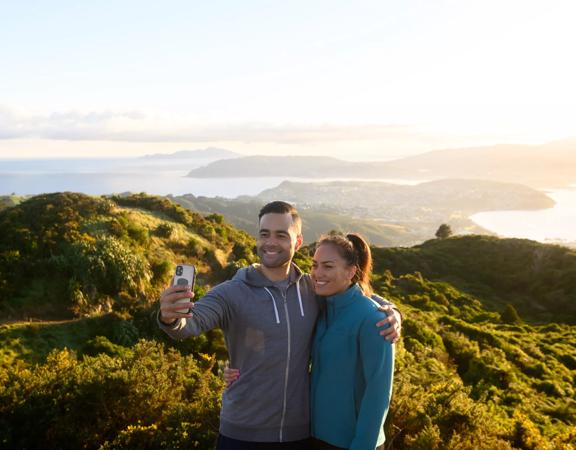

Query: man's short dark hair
left=258, top=201, right=302, bottom=234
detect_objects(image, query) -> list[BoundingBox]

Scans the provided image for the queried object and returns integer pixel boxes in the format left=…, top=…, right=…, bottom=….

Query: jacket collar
left=326, top=283, right=362, bottom=309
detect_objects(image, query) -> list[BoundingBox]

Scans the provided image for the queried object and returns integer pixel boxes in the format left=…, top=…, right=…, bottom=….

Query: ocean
left=2, top=157, right=575, bottom=245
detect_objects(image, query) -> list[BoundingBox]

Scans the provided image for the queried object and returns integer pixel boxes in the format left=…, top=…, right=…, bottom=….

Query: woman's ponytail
left=346, top=233, right=373, bottom=296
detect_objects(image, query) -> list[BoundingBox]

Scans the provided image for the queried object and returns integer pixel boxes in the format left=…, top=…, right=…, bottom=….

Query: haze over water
left=0, top=157, right=424, bottom=197
left=2, top=157, right=576, bottom=246
left=471, top=187, right=576, bottom=246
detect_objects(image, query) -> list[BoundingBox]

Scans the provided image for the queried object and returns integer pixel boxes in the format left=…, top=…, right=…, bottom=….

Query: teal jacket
left=311, top=284, right=394, bottom=450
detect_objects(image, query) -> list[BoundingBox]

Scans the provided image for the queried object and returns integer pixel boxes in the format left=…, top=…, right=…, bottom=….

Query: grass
left=0, top=314, right=123, bottom=367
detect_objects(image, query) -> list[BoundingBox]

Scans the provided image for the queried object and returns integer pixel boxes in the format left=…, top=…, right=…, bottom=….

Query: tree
left=436, top=223, right=452, bottom=239
left=501, top=303, right=522, bottom=324
left=435, top=224, right=453, bottom=239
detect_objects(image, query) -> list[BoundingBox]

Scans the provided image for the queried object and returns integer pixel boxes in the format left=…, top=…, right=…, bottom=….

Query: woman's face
left=311, top=243, right=357, bottom=296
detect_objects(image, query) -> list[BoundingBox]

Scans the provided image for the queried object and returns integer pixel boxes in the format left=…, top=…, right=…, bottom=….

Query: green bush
left=501, top=303, right=522, bottom=324
left=533, top=380, right=565, bottom=397
left=150, top=260, right=173, bottom=284
left=442, top=331, right=480, bottom=376
left=82, top=336, right=130, bottom=357
left=63, top=236, right=151, bottom=297
left=126, top=222, right=150, bottom=245
left=0, top=340, right=222, bottom=450
left=0, top=192, right=113, bottom=258
left=402, top=317, right=444, bottom=349
left=154, top=223, right=174, bottom=238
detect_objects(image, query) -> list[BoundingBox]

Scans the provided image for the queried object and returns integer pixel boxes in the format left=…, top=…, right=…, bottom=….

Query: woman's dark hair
left=317, top=232, right=373, bottom=295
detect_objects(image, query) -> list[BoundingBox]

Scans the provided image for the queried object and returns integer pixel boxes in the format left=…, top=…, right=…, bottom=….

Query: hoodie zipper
left=279, top=288, right=291, bottom=442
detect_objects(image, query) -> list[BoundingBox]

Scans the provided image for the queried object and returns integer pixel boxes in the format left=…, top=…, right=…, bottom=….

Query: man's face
left=257, top=213, right=303, bottom=269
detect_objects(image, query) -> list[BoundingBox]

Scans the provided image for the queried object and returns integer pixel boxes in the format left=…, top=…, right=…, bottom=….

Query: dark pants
left=217, top=434, right=312, bottom=450
left=309, top=437, right=385, bottom=450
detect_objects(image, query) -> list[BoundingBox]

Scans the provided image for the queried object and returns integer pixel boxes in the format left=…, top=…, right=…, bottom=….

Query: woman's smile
left=311, top=244, right=356, bottom=296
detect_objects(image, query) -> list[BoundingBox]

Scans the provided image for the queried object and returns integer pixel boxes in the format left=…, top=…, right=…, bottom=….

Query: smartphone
left=172, top=264, right=196, bottom=314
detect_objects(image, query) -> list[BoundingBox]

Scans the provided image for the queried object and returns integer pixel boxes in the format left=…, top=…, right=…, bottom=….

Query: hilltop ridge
left=187, top=140, right=576, bottom=188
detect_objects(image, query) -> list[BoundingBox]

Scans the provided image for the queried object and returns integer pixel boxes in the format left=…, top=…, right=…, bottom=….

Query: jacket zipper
left=311, top=302, right=331, bottom=437
left=279, top=288, right=291, bottom=442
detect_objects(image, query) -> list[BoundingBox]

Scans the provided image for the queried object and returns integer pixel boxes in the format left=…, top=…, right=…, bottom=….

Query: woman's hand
left=223, top=366, right=240, bottom=387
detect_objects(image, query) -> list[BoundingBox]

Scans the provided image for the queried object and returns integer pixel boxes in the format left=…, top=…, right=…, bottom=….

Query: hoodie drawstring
left=263, top=280, right=304, bottom=324
left=296, top=280, right=304, bottom=317
left=264, top=287, right=280, bottom=324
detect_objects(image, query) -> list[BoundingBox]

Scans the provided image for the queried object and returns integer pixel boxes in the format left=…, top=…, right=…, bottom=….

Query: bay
left=0, top=158, right=424, bottom=197
left=3, top=158, right=576, bottom=246
left=0, top=158, right=273, bottom=197
left=470, top=187, right=576, bottom=246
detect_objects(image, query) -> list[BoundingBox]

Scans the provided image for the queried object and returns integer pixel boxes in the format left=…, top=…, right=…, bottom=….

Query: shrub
left=511, top=412, right=549, bottom=450
left=64, top=236, right=151, bottom=297
left=501, top=304, right=522, bottom=324
left=82, top=336, right=130, bottom=357
left=126, top=222, right=150, bottom=245
left=206, top=213, right=224, bottom=224
left=186, top=238, right=206, bottom=258
left=149, top=260, right=173, bottom=284
left=402, top=318, right=444, bottom=349
left=0, top=340, right=223, bottom=450
left=442, top=331, right=480, bottom=377
left=533, top=380, right=565, bottom=397
left=154, top=223, right=174, bottom=238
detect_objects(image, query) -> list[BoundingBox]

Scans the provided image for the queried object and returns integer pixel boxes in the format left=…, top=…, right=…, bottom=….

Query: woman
left=226, top=233, right=394, bottom=450
left=308, top=233, right=394, bottom=450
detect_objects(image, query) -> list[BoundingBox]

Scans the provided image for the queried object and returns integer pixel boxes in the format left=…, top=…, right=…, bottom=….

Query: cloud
left=0, top=105, right=426, bottom=145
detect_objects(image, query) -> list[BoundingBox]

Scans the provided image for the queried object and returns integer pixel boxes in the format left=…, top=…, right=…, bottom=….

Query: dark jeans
left=309, top=437, right=385, bottom=450
left=216, top=434, right=312, bottom=450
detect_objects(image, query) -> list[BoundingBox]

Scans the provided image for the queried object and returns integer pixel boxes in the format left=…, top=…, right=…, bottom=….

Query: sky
left=1, top=0, right=575, bottom=160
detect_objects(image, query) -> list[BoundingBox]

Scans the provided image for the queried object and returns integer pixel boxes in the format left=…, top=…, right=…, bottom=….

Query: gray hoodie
left=159, top=263, right=319, bottom=442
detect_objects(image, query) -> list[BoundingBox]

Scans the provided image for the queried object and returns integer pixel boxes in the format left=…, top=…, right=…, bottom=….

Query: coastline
left=469, top=186, right=576, bottom=247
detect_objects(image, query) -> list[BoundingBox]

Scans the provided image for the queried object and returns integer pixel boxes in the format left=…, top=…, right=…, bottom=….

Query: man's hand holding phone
left=159, top=264, right=196, bottom=326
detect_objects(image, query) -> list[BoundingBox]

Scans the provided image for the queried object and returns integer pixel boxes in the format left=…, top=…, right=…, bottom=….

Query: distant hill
left=186, top=139, right=576, bottom=188
left=384, top=138, right=576, bottom=188
left=186, top=155, right=400, bottom=178
left=141, top=147, right=240, bottom=160
left=172, top=179, right=553, bottom=246
left=172, top=193, right=414, bottom=246
left=257, top=179, right=553, bottom=217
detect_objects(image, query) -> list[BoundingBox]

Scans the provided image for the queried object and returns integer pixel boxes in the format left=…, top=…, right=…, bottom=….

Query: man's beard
left=257, top=247, right=292, bottom=268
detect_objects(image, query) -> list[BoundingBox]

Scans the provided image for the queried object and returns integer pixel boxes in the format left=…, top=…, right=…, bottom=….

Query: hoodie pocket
left=222, top=374, right=283, bottom=427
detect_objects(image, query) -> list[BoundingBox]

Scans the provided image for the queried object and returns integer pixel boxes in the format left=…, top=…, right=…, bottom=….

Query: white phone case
left=173, top=264, right=196, bottom=313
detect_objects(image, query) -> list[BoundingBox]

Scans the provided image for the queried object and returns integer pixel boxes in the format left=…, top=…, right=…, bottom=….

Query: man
left=159, top=201, right=401, bottom=450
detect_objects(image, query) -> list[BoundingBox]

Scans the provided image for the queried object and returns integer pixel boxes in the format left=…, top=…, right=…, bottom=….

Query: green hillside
left=371, top=235, right=576, bottom=324
left=0, top=192, right=256, bottom=322
left=0, top=193, right=575, bottom=449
